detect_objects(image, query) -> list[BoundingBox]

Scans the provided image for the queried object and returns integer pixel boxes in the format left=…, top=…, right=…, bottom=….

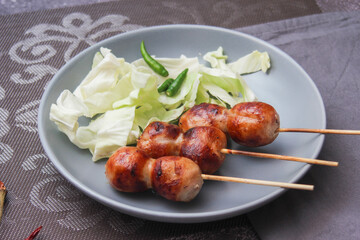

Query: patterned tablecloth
left=1, top=1, right=358, bottom=239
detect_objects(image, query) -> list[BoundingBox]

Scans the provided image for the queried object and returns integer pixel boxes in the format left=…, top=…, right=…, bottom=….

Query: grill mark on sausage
left=130, top=163, right=137, bottom=177
left=154, top=159, right=162, bottom=178
left=154, top=122, right=164, bottom=132
left=147, top=122, right=181, bottom=139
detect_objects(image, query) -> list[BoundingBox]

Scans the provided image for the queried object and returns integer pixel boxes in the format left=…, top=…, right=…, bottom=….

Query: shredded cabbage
left=50, top=46, right=270, bottom=161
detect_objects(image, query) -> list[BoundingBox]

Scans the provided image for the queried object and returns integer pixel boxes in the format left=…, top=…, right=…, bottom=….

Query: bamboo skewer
left=221, top=149, right=338, bottom=167
left=201, top=174, right=314, bottom=191
left=278, top=128, right=360, bottom=135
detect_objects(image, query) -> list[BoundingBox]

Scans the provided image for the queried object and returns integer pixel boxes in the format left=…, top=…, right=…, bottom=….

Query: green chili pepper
left=166, top=68, right=188, bottom=97
left=158, top=78, right=174, bottom=93
left=140, top=41, right=169, bottom=77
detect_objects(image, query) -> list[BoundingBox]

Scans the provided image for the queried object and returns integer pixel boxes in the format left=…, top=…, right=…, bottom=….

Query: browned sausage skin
left=105, top=147, right=152, bottom=192
left=137, top=121, right=228, bottom=174
left=180, top=126, right=227, bottom=174
left=137, top=121, right=183, bottom=159
left=179, top=102, right=280, bottom=147
left=179, top=103, right=228, bottom=133
left=151, top=156, right=203, bottom=202
left=105, top=147, right=203, bottom=202
left=227, top=102, right=280, bottom=147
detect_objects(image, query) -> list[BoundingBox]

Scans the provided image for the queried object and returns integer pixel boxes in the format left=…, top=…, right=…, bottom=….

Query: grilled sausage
left=179, top=103, right=228, bottom=133
left=181, top=126, right=227, bottom=174
left=179, top=102, right=280, bottom=147
left=227, top=102, right=280, bottom=147
left=152, top=156, right=203, bottom=202
left=137, top=122, right=227, bottom=174
left=105, top=147, right=153, bottom=192
left=137, top=121, right=183, bottom=159
left=105, top=147, right=203, bottom=202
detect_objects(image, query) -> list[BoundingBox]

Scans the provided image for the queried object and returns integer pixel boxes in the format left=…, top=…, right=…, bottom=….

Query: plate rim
left=38, top=24, right=326, bottom=223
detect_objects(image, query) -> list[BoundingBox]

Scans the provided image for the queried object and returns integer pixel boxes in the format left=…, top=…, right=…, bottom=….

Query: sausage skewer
left=105, top=147, right=313, bottom=202
left=137, top=122, right=338, bottom=175
left=179, top=102, right=360, bottom=147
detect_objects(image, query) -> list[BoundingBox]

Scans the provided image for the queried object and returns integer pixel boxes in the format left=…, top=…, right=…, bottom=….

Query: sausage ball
left=180, top=126, right=227, bottom=174
left=151, top=156, right=203, bottom=202
left=179, top=103, right=229, bottom=133
left=137, top=121, right=183, bottom=158
left=227, top=102, right=280, bottom=147
left=105, top=147, right=152, bottom=192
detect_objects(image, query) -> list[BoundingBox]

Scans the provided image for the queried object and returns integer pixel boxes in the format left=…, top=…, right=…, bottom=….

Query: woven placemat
left=0, top=0, right=321, bottom=239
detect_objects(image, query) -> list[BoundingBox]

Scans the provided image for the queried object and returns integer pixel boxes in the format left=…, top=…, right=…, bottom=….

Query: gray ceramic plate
left=38, top=25, right=325, bottom=223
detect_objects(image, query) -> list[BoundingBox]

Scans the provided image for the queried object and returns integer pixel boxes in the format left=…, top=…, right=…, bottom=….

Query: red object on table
left=25, top=226, right=42, bottom=240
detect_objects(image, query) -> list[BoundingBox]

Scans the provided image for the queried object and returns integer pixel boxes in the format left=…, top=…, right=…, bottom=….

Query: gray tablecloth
left=0, top=0, right=358, bottom=239
left=241, top=11, right=360, bottom=240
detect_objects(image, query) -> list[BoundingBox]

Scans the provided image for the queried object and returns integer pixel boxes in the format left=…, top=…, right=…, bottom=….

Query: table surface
left=0, top=0, right=359, bottom=15
left=0, top=1, right=359, bottom=239
left=0, top=0, right=360, bottom=15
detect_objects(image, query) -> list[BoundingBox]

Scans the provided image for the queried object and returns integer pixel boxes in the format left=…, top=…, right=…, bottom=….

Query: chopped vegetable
left=228, top=50, right=270, bottom=74
left=157, top=78, right=174, bottom=93
left=166, top=68, right=188, bottom=97
left=25, top=226, right=42, bottom=240
left=140, top=41, right=169, bottom=77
